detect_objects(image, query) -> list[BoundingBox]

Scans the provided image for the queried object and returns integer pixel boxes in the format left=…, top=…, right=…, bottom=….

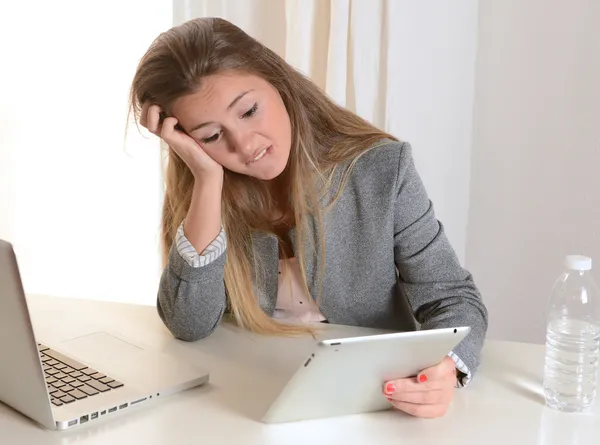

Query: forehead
left=171, top=72, right=268, bottom=122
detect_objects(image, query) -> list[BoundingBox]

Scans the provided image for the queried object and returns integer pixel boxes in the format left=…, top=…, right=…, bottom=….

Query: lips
left=247, top=145, right=272, bottom=164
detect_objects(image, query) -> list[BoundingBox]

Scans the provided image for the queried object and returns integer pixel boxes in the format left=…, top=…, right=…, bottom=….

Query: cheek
left=264, top=106, right=291, bottom=146
left=201, top=145, right=235, bottom=168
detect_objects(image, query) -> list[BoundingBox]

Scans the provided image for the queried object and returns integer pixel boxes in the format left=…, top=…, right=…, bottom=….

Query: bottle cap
left=564, top=255, right=592, bottom=271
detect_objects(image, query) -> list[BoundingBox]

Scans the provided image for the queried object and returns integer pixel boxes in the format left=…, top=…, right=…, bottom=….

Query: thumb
left=417, top=356, right=456, bottom=383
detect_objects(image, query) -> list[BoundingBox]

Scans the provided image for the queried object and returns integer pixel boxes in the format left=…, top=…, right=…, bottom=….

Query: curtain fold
left=173, top=0, right=390, bottom=126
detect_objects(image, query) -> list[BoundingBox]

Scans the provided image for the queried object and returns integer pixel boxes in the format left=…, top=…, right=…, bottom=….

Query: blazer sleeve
left=392, top=141, right=489, bottom=379
left=156, top=222, right=228, bottom=341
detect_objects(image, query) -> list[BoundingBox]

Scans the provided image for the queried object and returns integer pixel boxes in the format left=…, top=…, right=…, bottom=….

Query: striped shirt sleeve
left=175, top=221, right=227, bottom=268
left=448, top=351, right=472, bottom=387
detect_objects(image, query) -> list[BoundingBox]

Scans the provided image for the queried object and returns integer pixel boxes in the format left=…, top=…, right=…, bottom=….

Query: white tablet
left=261, top=326, right=471, bottom=423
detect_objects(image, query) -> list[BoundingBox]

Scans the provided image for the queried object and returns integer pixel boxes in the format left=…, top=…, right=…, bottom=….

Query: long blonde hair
left=129, top=18, right=396, bottom=336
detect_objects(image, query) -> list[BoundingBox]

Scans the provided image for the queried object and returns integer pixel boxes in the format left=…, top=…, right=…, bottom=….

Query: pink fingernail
left=385, top=382, right=396, bottom=394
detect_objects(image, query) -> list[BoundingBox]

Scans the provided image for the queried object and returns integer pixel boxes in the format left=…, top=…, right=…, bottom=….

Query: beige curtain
left=172, top=0, right=480, bottom=263
left=174, top=0, right=390, bottom=127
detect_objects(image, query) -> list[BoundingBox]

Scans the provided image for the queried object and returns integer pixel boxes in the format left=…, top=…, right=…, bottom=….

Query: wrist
left=193, top=172, right=223, bottom=191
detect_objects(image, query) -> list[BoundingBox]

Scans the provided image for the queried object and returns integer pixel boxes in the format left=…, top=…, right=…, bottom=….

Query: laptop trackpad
left=60, top=331, right=144, bottom=367
left=58, top=331, right=204, bottom=391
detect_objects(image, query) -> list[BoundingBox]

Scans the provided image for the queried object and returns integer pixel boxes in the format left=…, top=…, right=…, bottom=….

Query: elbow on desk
left=156, top=304, right=223, bottom=342
left=166, top=317, right=222, bottom=343
left=172, top=324, right=216, bottom=342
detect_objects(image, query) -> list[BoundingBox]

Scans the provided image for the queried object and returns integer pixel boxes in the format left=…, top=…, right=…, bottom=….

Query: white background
left=1, top=0, right=598, bottom=344
left=0, top=1, right=171, bottom=305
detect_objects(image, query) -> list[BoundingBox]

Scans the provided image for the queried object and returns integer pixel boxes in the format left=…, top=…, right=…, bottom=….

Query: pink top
left=272, top=257, right=326, bottom=323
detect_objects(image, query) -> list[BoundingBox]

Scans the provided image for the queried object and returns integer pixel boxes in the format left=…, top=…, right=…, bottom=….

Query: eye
left=201, top=131, right=222, bottom=144
left=241, top=103, right=258, bottom=119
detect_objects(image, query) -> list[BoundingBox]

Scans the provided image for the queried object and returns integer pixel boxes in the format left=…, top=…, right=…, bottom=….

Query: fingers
left=160, top=116, right=187, bottom=146
left=140, top=103, right=163, bottom=135
left=160, top=116, right=200, bottom=162
left=383, top=375, right=454, bottom=419
left=388, top=388, right=452, bottom=405
left=140, top=105, right=186, bottom=148
left=382, top=358, right=457, bottom=419
left=146, top=105, right=163, bottom=135
left=383, top=357, right=456, bottom=418
left=139, top=103, right=197, bottom=153
left=139, top=106, right=221, bottom=177
left=160, top=115, right=178, bottom=138
left=139, top=101, right=151, bottom=128
left=418, top=356, right=456, bottom=382
left=389, top=400, right=449, bottom=419
left=384, top=357, right=457, bottom=395
left=385, top=374, right=450, bottom=393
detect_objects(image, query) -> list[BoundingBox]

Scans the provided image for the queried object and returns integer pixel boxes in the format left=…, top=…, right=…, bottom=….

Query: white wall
left=380, top=0, right=479, bottom=264
left=0, top=1, right=172, bottom=305
left=467, top=0, right=600, bottom=343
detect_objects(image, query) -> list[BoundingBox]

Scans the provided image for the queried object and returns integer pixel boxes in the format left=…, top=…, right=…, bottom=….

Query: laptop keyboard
left=38, top=344, right=124, bottom=407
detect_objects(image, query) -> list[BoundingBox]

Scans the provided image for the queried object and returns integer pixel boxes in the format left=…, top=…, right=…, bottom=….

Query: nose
left=229, top=128, right=255, bottom=156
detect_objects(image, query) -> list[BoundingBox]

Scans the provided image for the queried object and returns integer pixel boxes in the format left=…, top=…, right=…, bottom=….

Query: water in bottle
left=543, top=255, right=600, bottom=412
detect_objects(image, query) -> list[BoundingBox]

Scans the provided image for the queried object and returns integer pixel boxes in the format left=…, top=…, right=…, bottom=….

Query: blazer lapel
left=250, top=212, right=324, bottom=314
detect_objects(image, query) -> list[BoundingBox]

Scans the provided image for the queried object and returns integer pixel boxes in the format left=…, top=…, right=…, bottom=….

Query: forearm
left=183, top=177, right=223, bottom=255
left=405, top=275, right=488, bottom=377
left=157, top=240, right=227, bottom=341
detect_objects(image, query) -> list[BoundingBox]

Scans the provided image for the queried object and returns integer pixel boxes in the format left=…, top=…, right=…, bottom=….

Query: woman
left=129, top=17, right=488, bottom=419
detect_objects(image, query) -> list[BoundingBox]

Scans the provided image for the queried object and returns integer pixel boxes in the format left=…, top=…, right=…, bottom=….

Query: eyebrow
left=188, top=90, right=254, bottom=132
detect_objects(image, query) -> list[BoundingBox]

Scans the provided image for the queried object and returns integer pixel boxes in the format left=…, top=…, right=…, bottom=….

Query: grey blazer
left=157, top=140, right=489, bottom=376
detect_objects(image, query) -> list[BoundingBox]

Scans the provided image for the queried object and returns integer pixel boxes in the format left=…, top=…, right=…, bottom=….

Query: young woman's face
left=171, top=72, right=292, bottom=181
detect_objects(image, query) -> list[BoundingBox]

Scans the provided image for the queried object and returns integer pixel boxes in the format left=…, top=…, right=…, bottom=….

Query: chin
left=253, top=167, right=285, bottom=181
left=250, top=159, right=289, bottom=181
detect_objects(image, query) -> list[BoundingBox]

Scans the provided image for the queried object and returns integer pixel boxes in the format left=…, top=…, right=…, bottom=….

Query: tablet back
left=262, top=326, right=470, bottom=423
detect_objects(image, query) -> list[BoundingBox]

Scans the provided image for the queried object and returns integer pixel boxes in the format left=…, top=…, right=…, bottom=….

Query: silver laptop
left=0, top=239, right=209, bottom=430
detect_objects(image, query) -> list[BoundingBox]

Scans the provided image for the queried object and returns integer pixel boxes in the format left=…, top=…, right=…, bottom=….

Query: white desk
left=1, top=295, right=599, bottom=445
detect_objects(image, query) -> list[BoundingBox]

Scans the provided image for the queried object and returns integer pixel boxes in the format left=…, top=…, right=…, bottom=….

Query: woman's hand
left=383, top=356, right=457, bottom=418
left=140, top=103, right=223, bottom=180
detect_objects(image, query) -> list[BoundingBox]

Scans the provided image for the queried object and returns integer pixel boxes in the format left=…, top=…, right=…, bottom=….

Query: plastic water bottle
left=543, top=255, right=600, bottom=412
